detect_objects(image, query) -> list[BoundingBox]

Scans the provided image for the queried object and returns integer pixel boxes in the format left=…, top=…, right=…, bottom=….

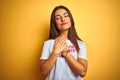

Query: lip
left=61, top=22, right=68, bottom=25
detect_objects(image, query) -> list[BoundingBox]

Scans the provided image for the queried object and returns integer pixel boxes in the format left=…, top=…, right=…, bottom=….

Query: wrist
left=52, top=50, right=58, bottom=56
left=61, top=50, right=69, bottom=58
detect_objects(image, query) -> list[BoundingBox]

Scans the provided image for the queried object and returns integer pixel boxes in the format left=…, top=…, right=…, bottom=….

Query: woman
left=40, top=5, right=88, bottom=80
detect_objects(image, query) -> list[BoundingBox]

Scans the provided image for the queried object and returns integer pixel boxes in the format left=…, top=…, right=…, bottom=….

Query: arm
left=61, top=42, right=88, bottom=77
left=64, top=53, right=88, bottom=77
left=40, top=38, right=66, bottom=77
left=40, top=51, right=58, bottom=77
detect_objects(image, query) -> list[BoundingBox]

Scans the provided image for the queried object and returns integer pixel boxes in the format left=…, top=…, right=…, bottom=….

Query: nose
left=61, top=16, right=65, bottom=22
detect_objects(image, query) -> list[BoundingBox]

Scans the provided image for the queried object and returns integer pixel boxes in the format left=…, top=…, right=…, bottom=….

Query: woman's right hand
left=53, top=37, right=67, bottom=55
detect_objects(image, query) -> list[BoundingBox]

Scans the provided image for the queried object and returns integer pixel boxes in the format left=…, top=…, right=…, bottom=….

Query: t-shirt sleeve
left=78, top=41, right=87, bottom=60
left=40, top=40, right=50, bottom=60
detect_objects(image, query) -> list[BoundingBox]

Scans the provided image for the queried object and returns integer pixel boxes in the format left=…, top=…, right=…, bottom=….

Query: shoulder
left=77, top=40, right=86, bottom=48
left=44, top=39, right=55, bottom=46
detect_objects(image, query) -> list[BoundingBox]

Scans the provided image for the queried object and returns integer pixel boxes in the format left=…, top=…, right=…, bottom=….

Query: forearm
left=40, top=52, right=58, bottom=77
left=65, top=53, right=87, bottom=77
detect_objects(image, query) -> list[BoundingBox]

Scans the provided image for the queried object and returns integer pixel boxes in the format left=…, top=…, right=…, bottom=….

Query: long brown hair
left=49, top=5, right=82, bottom=52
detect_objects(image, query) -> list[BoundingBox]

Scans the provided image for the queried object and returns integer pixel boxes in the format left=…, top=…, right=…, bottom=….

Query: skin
left=40, top=9, right=88, bottom=78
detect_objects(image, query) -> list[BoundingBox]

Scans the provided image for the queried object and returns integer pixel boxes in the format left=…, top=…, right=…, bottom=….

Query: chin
left=63, top=25, right=71, bottom=29
left=61, top=27, right=70, bottom=31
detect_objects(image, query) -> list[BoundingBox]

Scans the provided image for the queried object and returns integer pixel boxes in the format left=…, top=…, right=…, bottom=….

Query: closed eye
left=64, top=15, right=69, bottom=17
left=55, top=16, right=61, bottom=20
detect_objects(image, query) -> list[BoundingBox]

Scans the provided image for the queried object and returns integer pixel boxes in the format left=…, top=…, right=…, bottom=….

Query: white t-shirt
left=40, top=39, right=87, bottom=80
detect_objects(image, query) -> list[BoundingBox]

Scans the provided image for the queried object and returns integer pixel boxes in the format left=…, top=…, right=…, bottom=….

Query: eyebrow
left=55, top=12, right=68, bottom=17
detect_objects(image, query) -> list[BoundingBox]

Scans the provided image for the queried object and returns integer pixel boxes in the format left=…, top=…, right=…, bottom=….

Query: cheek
left=56, top=22, right=61, bottom=25
left=55, top=22, right=61, bottom=29
left=68, top=20, right=71, bottom=27
left=55, top=22, right=61, bottom=27
left=68, top=18, right=71, bottom=25
left=55, top=20, right=60, bottom=25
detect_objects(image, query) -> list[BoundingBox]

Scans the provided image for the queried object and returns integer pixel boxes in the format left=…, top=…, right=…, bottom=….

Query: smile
left=61, top=22, right=68, bottom=25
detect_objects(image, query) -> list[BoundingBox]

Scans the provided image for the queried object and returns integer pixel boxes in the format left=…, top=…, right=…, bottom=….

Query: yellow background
left=0, top=0, right=120, bottom=80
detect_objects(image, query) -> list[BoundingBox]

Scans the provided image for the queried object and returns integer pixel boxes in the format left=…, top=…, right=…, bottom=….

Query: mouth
left=61, top=22, right=68, bottom=25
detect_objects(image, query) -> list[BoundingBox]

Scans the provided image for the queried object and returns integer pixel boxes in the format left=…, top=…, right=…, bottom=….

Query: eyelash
left=55, top=15, right=69, bottom=20
left=64, top=15, right=69, bottom=17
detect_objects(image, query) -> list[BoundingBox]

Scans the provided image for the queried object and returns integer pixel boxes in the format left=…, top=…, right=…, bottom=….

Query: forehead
left=55, top=9, right=68, bottom=16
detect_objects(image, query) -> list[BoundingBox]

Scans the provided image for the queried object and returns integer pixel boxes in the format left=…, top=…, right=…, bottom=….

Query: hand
left=63, top=43, right=69, bottom=51
left=61, top=43, right=69, bottom=57
left=53, top=37, right=67, bottom=54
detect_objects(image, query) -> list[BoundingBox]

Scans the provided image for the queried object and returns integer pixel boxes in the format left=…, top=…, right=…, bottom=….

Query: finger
left=59, top=37, right=66, bottom=43
left=55, top=38, right=59, bottom=43
left=60, top=39, right=66, bottom=47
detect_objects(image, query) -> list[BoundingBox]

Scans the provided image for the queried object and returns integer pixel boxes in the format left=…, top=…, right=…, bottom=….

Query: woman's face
left=54, top=9, right=71, bottom=32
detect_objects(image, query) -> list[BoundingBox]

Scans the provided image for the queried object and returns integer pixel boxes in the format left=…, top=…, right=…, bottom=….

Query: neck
left=59, top=30, right=68, bottom=40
